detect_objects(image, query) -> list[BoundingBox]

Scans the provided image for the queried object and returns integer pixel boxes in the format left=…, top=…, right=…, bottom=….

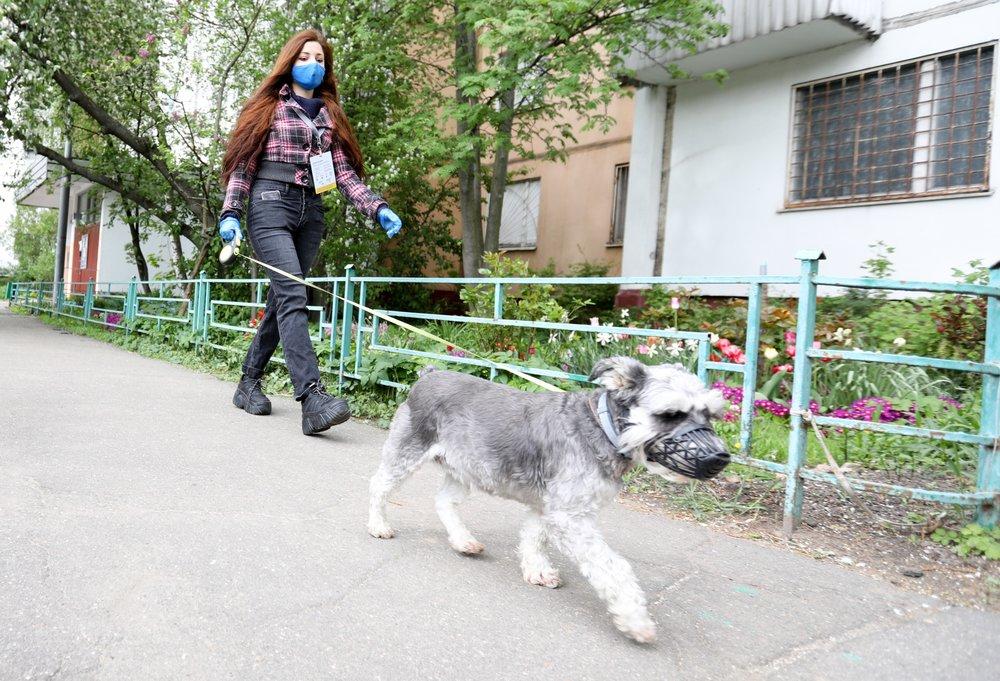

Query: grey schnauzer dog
left=367, top=356, right=729, bottom=642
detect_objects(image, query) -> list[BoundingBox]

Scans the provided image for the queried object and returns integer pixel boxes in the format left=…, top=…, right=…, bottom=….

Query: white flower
left=831, top=327, right=854, bottom=343
left=548, top=332, right=559, bottom=344
left=684, top=339, right=699, bottom=349
left=619, top=308, right=630, bottom=319
left=596, top=332, right=613, bottom=346
left=763, top=347, right=778, bottom=360
left=668, top=341, right=683, bottom=357
left=565, top=349, right=574, bottom=359
left=709, top=333, right=719, bottom=345
left=589, top=317, right=600, bottom=327
left=893, top=337, right=906, bottom=347
left=845, top=338, right=853, bottom=346
left=568, top=331, right=577, bottom=341
left=648, top=345, right=659, bottom=357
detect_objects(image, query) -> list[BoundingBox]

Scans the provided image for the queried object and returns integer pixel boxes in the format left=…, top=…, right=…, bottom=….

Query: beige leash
left=236, top=251, right=565, bottom=393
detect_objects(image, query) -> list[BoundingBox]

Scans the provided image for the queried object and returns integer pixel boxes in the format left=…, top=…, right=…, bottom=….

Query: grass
left=19, top=305, right=982, bottom=483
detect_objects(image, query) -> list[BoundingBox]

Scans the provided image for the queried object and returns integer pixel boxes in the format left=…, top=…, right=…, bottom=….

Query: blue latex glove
left=219, top=215, right=243, bottom=244
left=377, top=206, right=402, bottom=238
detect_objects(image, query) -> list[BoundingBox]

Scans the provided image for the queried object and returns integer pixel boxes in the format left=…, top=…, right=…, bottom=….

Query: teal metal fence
left=7, top=251, right=999, bottom=532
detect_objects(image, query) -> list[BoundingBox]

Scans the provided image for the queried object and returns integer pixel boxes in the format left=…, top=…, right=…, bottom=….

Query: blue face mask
left=291, top=61, right=325, bottom=91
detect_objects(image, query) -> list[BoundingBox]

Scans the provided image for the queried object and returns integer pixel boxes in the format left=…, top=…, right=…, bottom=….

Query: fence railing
left=5, top=250, right=998, bottom=533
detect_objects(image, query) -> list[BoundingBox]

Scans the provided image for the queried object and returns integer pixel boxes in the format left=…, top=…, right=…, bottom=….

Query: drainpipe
left=52, top=136, right=72, bottom=301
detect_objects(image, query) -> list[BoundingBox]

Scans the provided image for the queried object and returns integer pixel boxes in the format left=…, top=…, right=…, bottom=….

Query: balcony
left=15, top=153, right=91, bottom=209
left=625, top=0, right=883, bottom=84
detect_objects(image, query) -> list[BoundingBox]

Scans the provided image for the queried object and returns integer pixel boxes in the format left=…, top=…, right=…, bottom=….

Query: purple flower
left=145, top=33, right=157, bottom=44
left=939, top=395, right=962, bottom=410
left=138, top=48, right=150, bottom=59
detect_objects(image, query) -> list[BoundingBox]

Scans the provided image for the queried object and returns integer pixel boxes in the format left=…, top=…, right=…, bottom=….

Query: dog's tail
left=417, top=364, right=439, bottom=378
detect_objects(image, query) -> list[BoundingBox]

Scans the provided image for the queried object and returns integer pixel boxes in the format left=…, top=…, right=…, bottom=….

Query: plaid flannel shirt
left=222, top=83, right=386, bottom=223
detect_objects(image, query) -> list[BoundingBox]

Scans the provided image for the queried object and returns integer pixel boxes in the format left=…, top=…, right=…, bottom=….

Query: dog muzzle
left=645, top=422, right=730, bottom=480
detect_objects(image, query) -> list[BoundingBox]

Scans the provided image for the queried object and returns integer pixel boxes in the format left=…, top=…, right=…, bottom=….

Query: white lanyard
left=291, top=105, right=336, bottom=194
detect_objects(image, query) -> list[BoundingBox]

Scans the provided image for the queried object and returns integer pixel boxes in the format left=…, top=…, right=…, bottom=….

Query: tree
left=0, top=0, right=285, bottom=295
left=0, top=0, right=459, bottom=291
left=412, top=0, right=727, bottom=275
left=3, top=205, right=57, bottom=282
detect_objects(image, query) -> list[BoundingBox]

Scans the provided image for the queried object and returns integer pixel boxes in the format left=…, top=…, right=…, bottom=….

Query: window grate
left=609, top=163, right=629, bottom=245
left=788, top=43, right=994, bottom=207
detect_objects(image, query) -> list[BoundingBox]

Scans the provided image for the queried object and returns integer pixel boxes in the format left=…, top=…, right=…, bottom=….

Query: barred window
left=609, top=163, right=629, bottom=245
left=788, top=43, right=994, bottom=207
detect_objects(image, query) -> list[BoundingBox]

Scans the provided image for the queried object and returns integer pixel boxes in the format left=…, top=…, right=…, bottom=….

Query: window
left=75, top=189, right=102, bottom=225
left=78, top=233, right=89, bottom=270
left=788, top=43, right=994, bottom=207
left=497, top=179, right=541, bottom=249
left=609, top=163, right=629, bottom=245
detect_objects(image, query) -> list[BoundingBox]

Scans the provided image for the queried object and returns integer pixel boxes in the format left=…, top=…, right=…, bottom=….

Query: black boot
left=233, top=375, right=272, bottom=416
left=300, top=382, right=351, bottom=435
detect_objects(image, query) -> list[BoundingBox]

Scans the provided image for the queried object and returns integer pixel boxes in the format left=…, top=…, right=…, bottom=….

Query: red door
left=71, top=224, right=99, bottom=294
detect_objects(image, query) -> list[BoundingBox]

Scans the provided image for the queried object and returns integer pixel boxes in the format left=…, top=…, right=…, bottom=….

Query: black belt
left=256, top=160, right=311, bottom=186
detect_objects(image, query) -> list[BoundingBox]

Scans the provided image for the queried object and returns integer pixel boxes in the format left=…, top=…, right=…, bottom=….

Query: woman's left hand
left=377, top=206, right=402, bottom=238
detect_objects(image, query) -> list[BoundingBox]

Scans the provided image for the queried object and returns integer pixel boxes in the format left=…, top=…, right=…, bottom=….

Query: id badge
left=309, top=151, right=337, bottom=194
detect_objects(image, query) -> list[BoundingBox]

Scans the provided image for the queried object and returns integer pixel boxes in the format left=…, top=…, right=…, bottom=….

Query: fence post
left=977, top=261, right=1000, bottom=527
left=328, top=281, right=340, bottom=368
left=83, top=280, right=95, bottom=324
left=191, top=277, right=202, bottom=333
left=354, top=280, right=367, bottom=375
left=782, top=250, right=825, bottom=536
left=740, top=282, right=764, bottom=454
left=490, top=282, right=505, bottom=381
left=338, top=265, right=355, bottom=392
left=200, top=271, right=210, bottom=342
left=126, top=277, right=138, bottom=326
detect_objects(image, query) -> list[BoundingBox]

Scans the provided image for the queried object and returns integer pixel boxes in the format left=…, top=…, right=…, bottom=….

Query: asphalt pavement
left=2, top=306, right=998, bottom=680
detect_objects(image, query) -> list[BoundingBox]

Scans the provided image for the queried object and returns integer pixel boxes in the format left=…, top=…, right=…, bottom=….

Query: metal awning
left=626, top=0, right=883, bottom=84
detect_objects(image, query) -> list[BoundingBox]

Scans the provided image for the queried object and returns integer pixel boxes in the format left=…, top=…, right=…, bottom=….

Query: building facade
left=15, top=155, right=185, bottom=289
left=620, top=0, right=997, bottom=295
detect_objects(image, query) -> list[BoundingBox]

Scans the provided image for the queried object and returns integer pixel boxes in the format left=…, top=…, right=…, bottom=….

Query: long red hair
left=221, top=29, right=366, bottom=187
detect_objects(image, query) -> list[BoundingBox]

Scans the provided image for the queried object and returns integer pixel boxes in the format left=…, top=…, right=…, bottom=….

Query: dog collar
left=595, top=391, right=621, bottom=449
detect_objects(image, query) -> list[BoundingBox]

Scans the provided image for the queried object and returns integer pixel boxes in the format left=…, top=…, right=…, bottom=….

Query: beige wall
left=441, top=91, right=634, bottom=276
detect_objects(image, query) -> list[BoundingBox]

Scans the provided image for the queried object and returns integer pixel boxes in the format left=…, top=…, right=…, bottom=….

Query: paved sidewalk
left=1, top=306, right=998, bottom=680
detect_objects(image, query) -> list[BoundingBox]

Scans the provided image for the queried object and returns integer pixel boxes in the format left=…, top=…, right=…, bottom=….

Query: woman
left=219, top=29, right=402, bottom=435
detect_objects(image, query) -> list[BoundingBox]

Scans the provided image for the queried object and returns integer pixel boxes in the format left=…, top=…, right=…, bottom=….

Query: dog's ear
left=589, top=356, right=647, bottom=402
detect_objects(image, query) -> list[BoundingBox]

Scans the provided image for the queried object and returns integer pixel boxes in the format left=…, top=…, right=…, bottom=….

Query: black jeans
left=241, top=178, right=326, bottom=399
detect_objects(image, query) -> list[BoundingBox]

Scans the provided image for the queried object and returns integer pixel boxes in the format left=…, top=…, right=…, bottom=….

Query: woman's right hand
left=219, top=215, right=243, bottom=244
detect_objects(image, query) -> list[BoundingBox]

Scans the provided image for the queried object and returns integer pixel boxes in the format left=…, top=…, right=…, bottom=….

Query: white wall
left=96, top=194, right=184, bottom=284
left=621, top=86, right=670, bottom=279
left=659, top=1, right=998, bottom=291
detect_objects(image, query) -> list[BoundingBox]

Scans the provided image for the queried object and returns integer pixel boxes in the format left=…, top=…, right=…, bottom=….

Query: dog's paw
left=523, top=568, right=561, bottom=589
left=367, top=522, right=395, bottom=539
left=451, top=538, right=485, bottom=555
left=614, top=612, right=657, bottom=644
